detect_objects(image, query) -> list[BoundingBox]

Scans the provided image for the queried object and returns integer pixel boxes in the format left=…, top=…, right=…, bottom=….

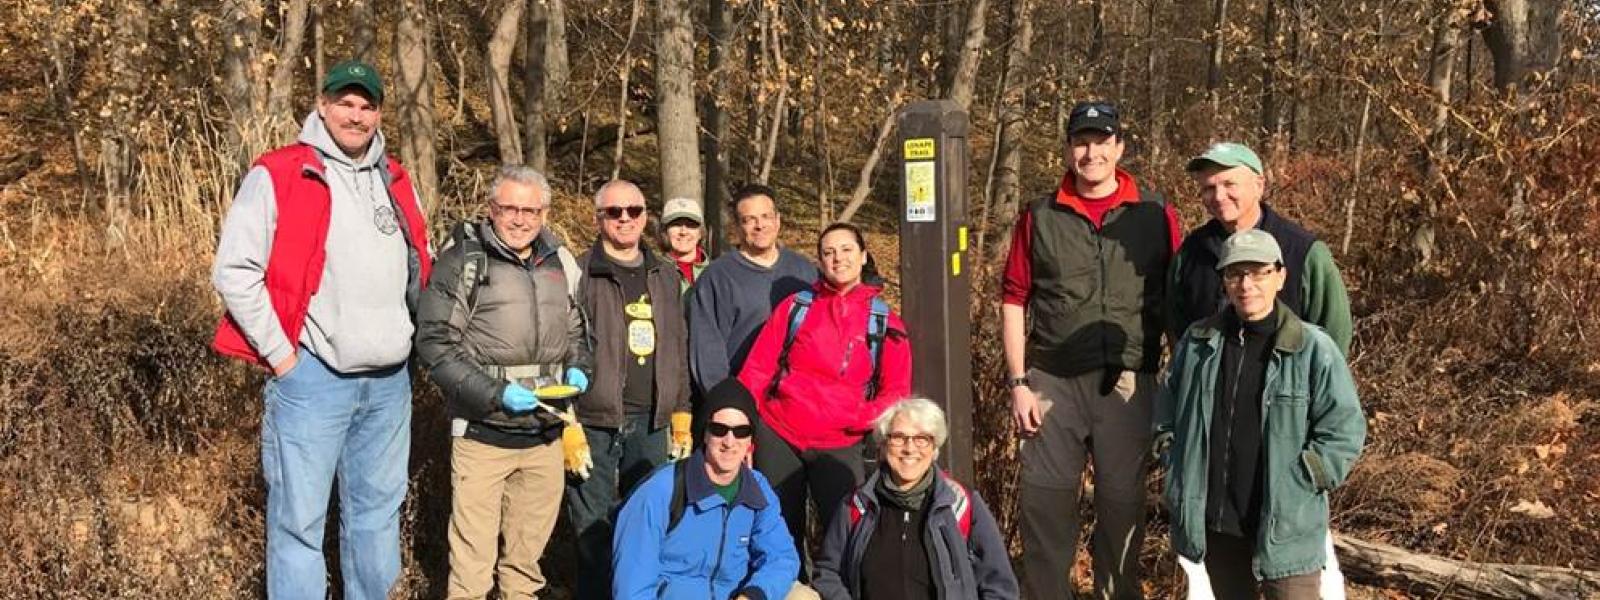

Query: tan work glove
left=668, top=411, right=694, bottom=460
left=562, top=413, right=593, bottom=480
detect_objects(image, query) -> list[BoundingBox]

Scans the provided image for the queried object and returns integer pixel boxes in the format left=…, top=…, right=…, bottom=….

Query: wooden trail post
left=896, top=100, right=974, bottom=484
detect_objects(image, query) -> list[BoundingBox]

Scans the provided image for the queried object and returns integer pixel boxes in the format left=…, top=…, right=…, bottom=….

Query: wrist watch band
left=1007, top=376, right=1031, bottom=389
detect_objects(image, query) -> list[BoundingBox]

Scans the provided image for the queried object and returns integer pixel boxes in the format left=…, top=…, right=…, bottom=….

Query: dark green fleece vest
left=1026, top=193, right=1171, bottom=377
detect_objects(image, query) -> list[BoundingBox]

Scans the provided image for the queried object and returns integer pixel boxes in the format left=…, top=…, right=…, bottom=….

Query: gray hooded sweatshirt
left=211, top=112, right=416, bottom=373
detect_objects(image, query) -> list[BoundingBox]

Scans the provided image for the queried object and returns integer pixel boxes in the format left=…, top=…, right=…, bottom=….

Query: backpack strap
left=767, top=290, right=816, bottom=400
left=450, top=223, right=490, bottom=318
left=940, top=473, right=974, bottom=540
left=667, top=459, right=691, bottom=534
left=555, top=245, right=582, bottom=299
left=864, top=297, right=891, bottom=401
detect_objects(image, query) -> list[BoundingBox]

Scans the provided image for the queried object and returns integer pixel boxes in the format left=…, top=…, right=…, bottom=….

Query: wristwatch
left=1006, top=376, right=1031, bottom=389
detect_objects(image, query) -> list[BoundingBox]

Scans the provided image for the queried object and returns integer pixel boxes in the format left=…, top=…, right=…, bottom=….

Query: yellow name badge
left=625, top=300, right=653, bottom=321
left=626, top=296, right=656, bottom=363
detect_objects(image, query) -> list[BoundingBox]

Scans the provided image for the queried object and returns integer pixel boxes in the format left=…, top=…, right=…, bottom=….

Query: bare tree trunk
left=487, top=0, right=527, bottom=165
left=612, top=0, right=644, bottom=179
left=313, top=2, right=325, bottom=85
left=655, top=0, right=704, bottom=203
left=1481, top=0, right=1562, bottom=94
left=946, top=0, right=989, bottom=111
left=1205, top=0, right=1230, bottom=116
left=222, top=0, right=264, bottom=156
left=1145, top=0, right=1166, bottom=166
left=756, top=3, right=787, bottom=185
left=837, top=80, right=907, bottom=223
left=100, top=0, right=150, bottom=239
left=265, top=0, right=312, bottom=131
left=811, top=1, right=837, bottom=221
left=1260, top=0, right=1282, bottom=152
left=524, top=0, right=551, bottom=171
left=545, top=0, right=570, bottom=116
left=701, top=0, right=733, bottom=253
left=395, top=0, right=439, bottom=214
left=979, top=0, right=1033, bottom=272
left=1335, top=535, right=1600, bottom=599
left=1341, top=91, right=1371, bottom=255
left=351, top=0, right=377, bottom=62
left=1415, top=6, right=1466, bottom=266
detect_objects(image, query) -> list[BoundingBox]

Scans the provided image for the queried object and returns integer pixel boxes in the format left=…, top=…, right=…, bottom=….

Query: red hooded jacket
left=739, top=281, right=912, bottom=451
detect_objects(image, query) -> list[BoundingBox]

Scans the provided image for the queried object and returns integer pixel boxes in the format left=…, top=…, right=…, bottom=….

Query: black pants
left=1204, top=531, right=1321, bottom=600
left=754, top=422, right=867, bottom=581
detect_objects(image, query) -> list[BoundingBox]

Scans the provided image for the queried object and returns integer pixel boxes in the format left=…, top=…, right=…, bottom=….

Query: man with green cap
left=1154, top=229, right=1366, bottom=600
left=211, top=59, right=430, bottom=600
left=1167, top=142, right=1352, bottom=355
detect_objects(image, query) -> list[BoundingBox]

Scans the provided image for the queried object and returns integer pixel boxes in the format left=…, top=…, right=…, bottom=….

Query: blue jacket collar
left=686, top=452, right=768, bottom=510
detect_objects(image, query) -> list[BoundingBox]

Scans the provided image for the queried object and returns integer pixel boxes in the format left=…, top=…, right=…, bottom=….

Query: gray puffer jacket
left=415, top=221, right=592, bottom=433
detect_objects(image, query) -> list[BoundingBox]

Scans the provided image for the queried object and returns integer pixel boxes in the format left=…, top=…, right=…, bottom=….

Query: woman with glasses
left=738, top=222, right=913, bottom=579
left=812, top=398, right=1019, bottom=600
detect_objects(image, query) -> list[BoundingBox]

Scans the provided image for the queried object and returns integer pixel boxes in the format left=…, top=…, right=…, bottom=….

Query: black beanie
left=701, top=378, right=759, bottom=426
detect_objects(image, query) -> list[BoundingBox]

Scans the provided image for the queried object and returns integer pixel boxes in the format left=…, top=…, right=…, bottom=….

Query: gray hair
left=593, top=179, right=644, bottom=207
left=491, top=165, right=552, bottom=208
left=872, top=397, right=948, bottom=450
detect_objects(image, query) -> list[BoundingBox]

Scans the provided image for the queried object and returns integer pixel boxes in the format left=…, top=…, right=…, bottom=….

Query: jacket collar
left=686, top=452, right=768, bottom=510
left=1188, top=300, right=1308, bottom=354
left=477, top=221, right=562, bottom=265
left=854, top=468, right=958, bottom=512
left=1052, top=168, right=1142, bottom=219
left=1197, top=203, right=1283, bottom=257
left=584, top=243, right=663, bottom=277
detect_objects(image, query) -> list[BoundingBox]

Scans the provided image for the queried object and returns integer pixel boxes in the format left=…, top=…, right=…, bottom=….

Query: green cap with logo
left=322, top=60, right=383, bottom=104
left=1217, top=229, right=1283, bottom=270
left=1186, top=141, right=1263, bottom=175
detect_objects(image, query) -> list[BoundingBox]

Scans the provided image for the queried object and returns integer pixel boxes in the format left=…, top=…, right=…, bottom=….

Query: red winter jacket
left=211, top=143, right=432, bottom=368
left=738, top=281, right=912, bottom=451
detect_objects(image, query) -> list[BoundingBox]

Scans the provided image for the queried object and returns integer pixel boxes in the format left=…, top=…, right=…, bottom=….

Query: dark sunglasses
left=599, top=205, right=646, bottom=220
left=707, top=422, right=754, bottom=439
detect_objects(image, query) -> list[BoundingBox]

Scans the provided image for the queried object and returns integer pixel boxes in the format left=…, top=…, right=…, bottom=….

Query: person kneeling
left=813, top=397, right=1019, bottom=600
left=612, top=379, right=815, bottom=599
left=1155, top=229, right=1366, bottom=600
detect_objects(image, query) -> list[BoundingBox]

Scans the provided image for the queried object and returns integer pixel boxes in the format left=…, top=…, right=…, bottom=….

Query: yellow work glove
left=562, top=415, right=593, bottom=480
left=668, top=411, right=694, bottom=460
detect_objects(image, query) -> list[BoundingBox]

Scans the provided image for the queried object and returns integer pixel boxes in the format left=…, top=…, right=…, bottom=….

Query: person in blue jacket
left=612, top=378, right=812, bottom=600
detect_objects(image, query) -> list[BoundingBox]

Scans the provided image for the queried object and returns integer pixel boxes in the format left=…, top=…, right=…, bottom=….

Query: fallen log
left=1335, top=535, right=1600, bottom=599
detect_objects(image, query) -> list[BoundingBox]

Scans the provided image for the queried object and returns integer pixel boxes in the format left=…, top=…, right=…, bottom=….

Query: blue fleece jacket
left=612, top=452, right=800, bottom=600
left=687, top=248, right=817, bottom=393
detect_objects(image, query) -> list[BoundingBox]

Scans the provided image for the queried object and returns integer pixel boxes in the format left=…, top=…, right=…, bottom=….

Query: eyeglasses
left=1222, top=265, right=1280, bottom=286
left=707, top=422, right=754, bottom=439
left=667, top=219, right=702, bottom=230
left=492, top=202, right=546, bottom=219
left=599, top=205, right=646, bottom=220
left=885, top=433, right=936, bottom=450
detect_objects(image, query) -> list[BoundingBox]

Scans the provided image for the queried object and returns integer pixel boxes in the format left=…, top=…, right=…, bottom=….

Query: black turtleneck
left=1207, top=306, right=1278, bottom=537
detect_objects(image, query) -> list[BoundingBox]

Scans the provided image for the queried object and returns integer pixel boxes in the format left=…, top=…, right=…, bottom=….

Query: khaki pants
left=447, top=437, right=565, bottom=600
left=1019, top=368, right=1155, bottom=600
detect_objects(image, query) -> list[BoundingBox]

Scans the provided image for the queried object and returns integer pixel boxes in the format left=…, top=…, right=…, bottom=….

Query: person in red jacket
left=739, top=221, right=912, bottom=581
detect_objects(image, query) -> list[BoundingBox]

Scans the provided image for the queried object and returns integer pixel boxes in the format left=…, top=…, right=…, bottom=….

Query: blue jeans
left=261, top=349, right=411, bottom=600
left=563, top=413, right=669, bottom=600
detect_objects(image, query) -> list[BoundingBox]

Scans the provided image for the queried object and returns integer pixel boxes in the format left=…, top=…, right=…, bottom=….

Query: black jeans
left=753, top=421, right=867, bottom=582
left=564, top=414, right=669, bottom=600
left=1204, top=531, right=1321, bottom=600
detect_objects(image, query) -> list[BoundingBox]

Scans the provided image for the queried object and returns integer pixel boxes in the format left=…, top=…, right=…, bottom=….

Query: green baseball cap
left=322, top=60, right=383, bottom=104
left=1186, top=141, right=1263, bottom=175
left=1217, top=229, right=1283, bottom=270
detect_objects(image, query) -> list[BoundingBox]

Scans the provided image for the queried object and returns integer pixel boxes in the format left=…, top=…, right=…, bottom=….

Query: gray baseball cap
left=1217, top=229, right=1283, bottom=270
left=662, top=197, right=703, bottom=225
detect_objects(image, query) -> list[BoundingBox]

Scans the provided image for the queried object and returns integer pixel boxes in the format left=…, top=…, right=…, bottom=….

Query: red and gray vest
left=211, top=143, right=432, bottom=368
left=1025, top=191, right=1171, bottom=377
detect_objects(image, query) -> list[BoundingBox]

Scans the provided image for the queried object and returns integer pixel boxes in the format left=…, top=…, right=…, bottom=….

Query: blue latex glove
left=502, top=383, right=541, bottom=413
left=565, top=367, right=590, bottom=393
